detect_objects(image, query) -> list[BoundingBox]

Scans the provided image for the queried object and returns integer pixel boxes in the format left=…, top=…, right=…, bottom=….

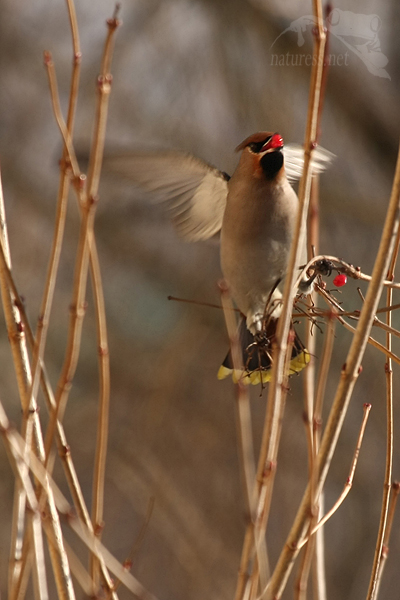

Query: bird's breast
left=220, top=177, right=299, bottom=316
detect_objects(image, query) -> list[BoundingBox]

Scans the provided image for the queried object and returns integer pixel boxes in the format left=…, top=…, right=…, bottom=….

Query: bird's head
left=236, top=132, right=285, bottom=181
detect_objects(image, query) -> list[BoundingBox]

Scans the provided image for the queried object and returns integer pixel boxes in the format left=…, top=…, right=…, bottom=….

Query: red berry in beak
left=333, top=274, right=347, bottom=287
left=262, top=134, right=284, bottom=152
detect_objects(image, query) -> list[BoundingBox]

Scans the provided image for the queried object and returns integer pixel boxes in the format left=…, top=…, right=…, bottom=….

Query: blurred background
left=0, top=0, right=399, bottom=598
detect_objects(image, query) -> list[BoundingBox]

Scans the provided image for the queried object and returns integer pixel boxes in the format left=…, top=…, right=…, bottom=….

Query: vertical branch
left=87, top=8, right=122, bottom=587
left=89, top=240, right=111, bottom=582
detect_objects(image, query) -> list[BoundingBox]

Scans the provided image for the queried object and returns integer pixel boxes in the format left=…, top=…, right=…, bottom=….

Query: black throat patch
left=260, top=150, right=284, bottom=180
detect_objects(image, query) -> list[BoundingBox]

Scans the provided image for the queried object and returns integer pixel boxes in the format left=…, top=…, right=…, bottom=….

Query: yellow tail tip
left=217, top=350, right=310, bottom=385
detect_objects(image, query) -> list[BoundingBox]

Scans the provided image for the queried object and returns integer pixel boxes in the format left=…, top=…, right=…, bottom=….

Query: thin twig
left=112, top=497, right=156, bottom=595
left=87, top=8, right=122, bottom=587
left=43, top=52, right=80, bottom=178
left=295, top=254, right=400, bottom=292
left=168, top=294, right=240, bottom=312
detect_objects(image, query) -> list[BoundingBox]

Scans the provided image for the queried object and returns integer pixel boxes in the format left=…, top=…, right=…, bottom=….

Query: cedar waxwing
left=104, top=132, right=332, bottom=385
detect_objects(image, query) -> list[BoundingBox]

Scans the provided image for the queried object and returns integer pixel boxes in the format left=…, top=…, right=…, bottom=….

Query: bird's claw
left=302, top=258, right=335, bottom=288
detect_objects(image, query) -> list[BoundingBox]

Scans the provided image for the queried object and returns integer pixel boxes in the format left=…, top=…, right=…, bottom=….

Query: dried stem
left=168, top=294, right=240, bottom=312
left=112, top=496, right=156, bottom=594
left=86, top=9, right=122, bottom=586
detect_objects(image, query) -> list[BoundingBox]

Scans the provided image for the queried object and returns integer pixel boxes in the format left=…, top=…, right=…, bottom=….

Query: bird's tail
left=217, top=317, right=310, bottom=385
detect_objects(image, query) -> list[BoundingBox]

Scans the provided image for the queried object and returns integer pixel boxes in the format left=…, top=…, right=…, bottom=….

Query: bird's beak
left=260, top=134, right=284, bottom=154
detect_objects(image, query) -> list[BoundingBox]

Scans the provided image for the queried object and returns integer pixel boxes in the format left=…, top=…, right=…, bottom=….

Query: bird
left=103, top=132, right=333, bottom=385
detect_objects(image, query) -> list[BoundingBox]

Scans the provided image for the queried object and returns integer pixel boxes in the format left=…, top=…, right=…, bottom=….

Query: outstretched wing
left=103, top=151, right=229, bottom=242
left=283, top=144, right=334, bottom=183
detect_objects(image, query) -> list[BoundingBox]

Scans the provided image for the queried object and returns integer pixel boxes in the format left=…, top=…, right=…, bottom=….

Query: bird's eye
left=248, top=138, right=272, bottom=153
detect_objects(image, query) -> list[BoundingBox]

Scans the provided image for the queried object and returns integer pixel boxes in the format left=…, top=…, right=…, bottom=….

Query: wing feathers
left=283, top=144, right=334, bottom=183
left=103, top=151, right=229, bottom=241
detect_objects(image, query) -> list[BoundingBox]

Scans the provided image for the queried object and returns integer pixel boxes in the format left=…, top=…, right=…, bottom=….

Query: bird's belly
left=220, top=234, right=289, bottom=318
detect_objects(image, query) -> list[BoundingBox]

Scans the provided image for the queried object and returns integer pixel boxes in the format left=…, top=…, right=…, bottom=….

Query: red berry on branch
left=333, top=274, right=347, bottom=287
